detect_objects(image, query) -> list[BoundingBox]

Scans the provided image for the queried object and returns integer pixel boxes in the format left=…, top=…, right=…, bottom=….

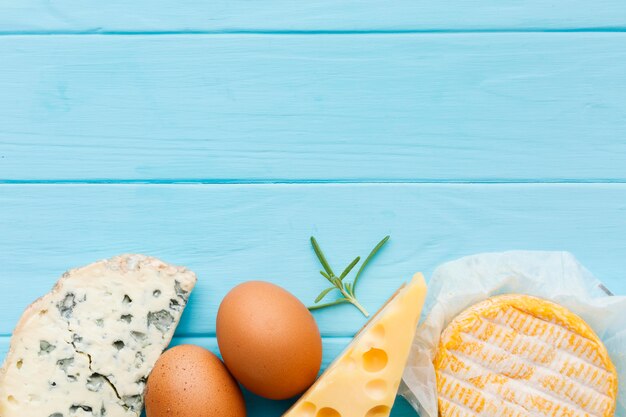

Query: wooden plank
left=1, top=0, right=625, bottom=33
left=1, top=34, right=626, bottom=182
left=0, top=334, right=416, bottom=416
left=0, top=183, right=622, bottom=416
left=1, top=183, right=625, bottom=338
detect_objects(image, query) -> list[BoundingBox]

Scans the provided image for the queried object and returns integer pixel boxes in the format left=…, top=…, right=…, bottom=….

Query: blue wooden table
left=1, top=3, right=625, bottom=416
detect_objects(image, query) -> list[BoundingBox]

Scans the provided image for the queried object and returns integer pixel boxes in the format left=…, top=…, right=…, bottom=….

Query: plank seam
left=1, top=28, right=626, bottom=36
left=2, top=180, right=626, bottom=185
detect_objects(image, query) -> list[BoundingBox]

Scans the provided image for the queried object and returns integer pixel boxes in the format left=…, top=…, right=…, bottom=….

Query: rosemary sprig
left=308, top=235, right=390, bottom=317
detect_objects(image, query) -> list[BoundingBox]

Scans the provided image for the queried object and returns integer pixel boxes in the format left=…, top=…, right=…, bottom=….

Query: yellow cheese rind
left=434, top=295, right=618, bottom=417
left=283, top=273, right=428, bottom=417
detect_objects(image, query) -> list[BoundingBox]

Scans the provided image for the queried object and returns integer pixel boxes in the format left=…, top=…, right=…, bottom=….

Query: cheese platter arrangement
left=0, top=239, right=624, bottom=417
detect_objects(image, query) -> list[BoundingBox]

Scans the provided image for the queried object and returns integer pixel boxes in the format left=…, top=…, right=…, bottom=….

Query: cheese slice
left=283, top=273, right=427, bottom=417
left=434, top=294, right=618, bottom=417
left=0, top=254, right=197, bottom=417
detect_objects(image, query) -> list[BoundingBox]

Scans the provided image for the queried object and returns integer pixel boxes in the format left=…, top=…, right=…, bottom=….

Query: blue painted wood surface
left=1, top=4, right=625, bottom=417
left=2, top=34, right=626, bottom=181
left=2, top=0, right=626, bottom=33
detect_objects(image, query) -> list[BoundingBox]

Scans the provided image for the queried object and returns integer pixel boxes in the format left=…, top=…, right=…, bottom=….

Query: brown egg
left=145, top=344, right=246, bottom=417
left=216, top=281, right=322, bottom=400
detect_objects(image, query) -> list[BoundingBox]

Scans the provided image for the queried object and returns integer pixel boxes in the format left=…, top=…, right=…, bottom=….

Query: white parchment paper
left=400, top=251, right=626, bottom=417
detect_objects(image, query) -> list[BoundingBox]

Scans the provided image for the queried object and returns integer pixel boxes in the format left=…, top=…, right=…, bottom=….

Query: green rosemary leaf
left=339, top=256, right=361, bottom=280
left=310, top=236, right=335, bottom=277
left=331, top=277, right=343, bottom=289
left=308, top=235, right=387, bottom=317
left=352, top=235, right=390, bottom=295
left=314, top=287, right=336, bottom=303
left=308, top=298, right=350, bottom=311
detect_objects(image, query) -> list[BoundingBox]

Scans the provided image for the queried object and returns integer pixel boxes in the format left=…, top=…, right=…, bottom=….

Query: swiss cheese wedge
left=434, top=295, right=618, bottom=417
left=283, top=273, right=427, bottom=417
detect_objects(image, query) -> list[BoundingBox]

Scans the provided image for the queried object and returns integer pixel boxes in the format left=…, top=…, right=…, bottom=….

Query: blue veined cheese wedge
left=435, top=295, right=618, bottom=417
left=0, top=255, right=197, bottom=417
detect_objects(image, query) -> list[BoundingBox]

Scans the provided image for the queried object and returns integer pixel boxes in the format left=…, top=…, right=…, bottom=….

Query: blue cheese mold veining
left=0, top=254, right=197, bottom=417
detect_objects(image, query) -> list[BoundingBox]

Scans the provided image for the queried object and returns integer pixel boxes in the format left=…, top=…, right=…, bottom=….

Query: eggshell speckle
left=216, top=281, right=323, bottom=400
left=145, top=344, right=246, bottom=417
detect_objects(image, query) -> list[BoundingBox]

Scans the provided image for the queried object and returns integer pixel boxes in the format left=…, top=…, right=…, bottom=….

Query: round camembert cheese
left=434, top=295, right=618, bottom=417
